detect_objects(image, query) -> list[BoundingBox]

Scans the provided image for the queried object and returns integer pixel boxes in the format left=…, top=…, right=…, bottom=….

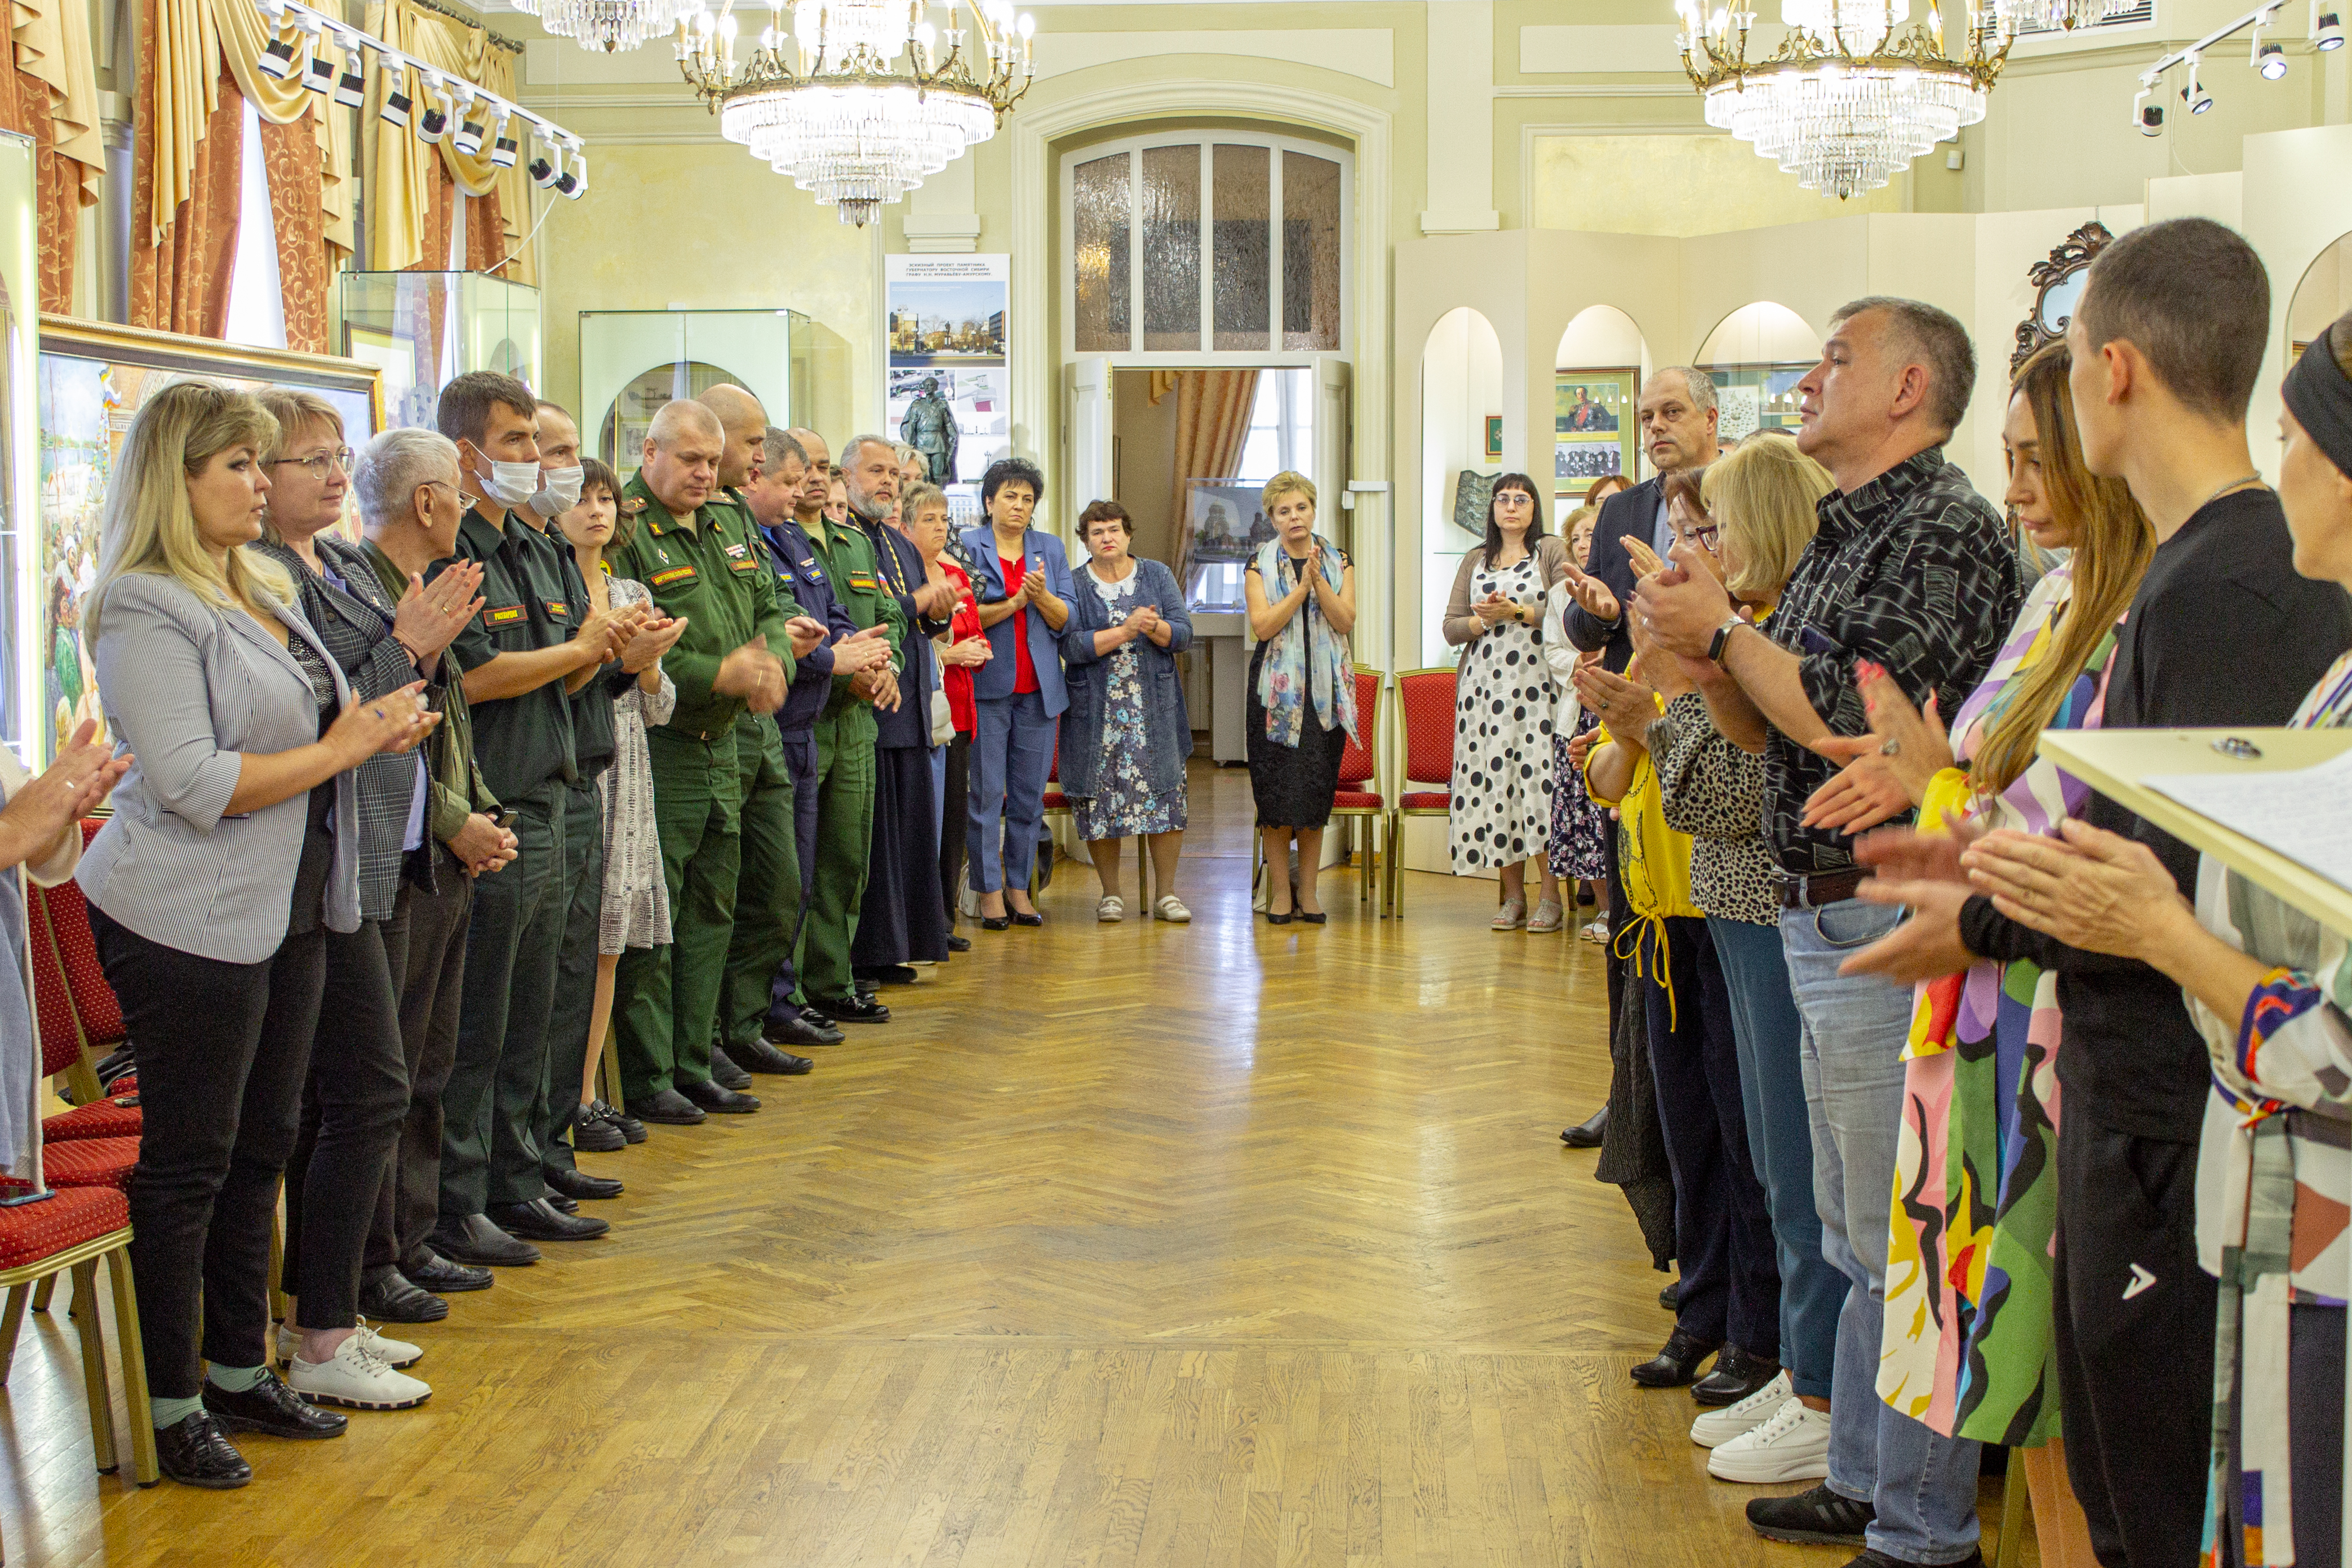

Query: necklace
left=2200, top=473, right=2266, bottom=510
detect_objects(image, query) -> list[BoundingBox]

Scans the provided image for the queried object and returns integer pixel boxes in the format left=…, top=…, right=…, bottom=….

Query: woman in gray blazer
left=76, top=381, right=433, bottom=1490
left=1059, top=501, right=1193, bottom=923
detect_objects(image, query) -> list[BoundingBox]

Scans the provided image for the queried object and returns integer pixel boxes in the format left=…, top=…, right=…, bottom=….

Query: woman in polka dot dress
left=1440, top=474, right=1573, bottom=930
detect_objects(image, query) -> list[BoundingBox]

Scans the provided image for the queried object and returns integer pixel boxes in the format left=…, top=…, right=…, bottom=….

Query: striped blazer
left=257, top=536, right=428, bottom=921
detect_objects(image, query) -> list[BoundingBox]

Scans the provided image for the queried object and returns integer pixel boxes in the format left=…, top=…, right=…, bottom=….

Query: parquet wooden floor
left=3, top=762, right=2026, bottom=1567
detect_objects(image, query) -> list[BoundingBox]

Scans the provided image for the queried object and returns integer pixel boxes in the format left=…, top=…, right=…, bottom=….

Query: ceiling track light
left=2134, top=2, right=2297, bottom=124
left=2181, top=55, right=2215, bottom=111
left=2318, top=1, right=2344, bottom=47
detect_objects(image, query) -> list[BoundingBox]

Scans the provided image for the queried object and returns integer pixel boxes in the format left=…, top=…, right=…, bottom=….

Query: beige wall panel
left=1529, top=134, right=1906, bottom=236
left=2244, top=123, right=2352, bottom=474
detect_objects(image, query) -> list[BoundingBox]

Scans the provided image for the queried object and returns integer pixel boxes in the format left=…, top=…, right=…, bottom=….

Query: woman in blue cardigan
left=1060, top=500, right=1193, bottom=923
left=961, top=458, right=1074, bottom=928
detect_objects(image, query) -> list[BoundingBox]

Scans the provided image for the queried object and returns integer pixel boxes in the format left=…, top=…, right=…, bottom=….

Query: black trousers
left=539, top=778, right=605, bottom=1178
left=2054, top=1117, right=2218, bottom=1568
left=278, top=918, right=408, bottom=1328
left=91, top=906, right=325, bottom=1401
left=370, top=856, right=474, bottom=1273
left=938, top=731, right=970, bottom=927
left=1643, top=915, right=1780, bottom=1356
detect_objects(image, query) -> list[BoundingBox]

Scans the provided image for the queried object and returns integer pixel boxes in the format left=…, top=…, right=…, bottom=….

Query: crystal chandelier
left=515, top=0, right=690, bottom=54
left=678, top=0, right=1036, bottom=225
left=1678, top=0, right=2012, bottom=198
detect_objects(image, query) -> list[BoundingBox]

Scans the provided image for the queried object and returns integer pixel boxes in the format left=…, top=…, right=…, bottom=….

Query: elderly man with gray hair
left=348, top=427, right=518, bottom=1323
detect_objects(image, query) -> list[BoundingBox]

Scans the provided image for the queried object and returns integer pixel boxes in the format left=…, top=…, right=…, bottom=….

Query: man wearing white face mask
left=530, top=399, right=585, bottom=522
left=425, top=374, right=635, bottom=1267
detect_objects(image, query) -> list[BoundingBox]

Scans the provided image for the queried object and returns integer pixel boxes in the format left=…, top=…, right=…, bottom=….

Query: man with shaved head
left=602, top=397, right=801, bottom=1126
left=691, top=385, right=835, bottom=1083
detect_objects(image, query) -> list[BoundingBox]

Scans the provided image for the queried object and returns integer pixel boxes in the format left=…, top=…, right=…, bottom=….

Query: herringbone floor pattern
left=3, top=763, right=2023, bottom=1566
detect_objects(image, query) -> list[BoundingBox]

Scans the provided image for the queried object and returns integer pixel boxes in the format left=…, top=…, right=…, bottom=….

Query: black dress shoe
left=1658, top=1281, right=1680, bottom=1311
left=765, top=1008, right=843, bottom=1047
left=733, top=1037, right=816, bottom=1074
left=1266, top=910, right=1293, bottom=925
left=945, top=934, right=971, bottom=953
left=980, top=915, right=1011, bottom=931
left=545, top=1192, right=580, bottom=1214
left=202, top=1367, right=347, bottom=1440
left=427, top=1212, right=541, bottom=1267
left=707, top=1043, right=755, bottom=1091
left=1010, top=910, right=1044, bottom=927
left=677, top=1077, right=762, bottom=1113
left=358, top=1265, right=449, bottom=1323
left=573, top=1101, right=627, bottom=1154
left=813, top=991, right=890, bottom=1024
left=1692, top=1345, right=1782, bottom=1407
left=486, top=1197, right=611, bottom=1242
left=404, top=1249, right=492, bottom=1294
left=591, top=1098, right=647, bottom=1144
left=1746, top=1483, right=1876, bottom=1546
left=1561, top=1106, right=1609, bottom=1148
left=546, top=1166, right=624, bottom=1201
left=156, top=1410, right=252, bottom=1489
left=1300, top=911, right=1327, bottom=925
left=1630, top=1328, right=1721, bottom=1388
left=627, top=1088, right=707, bottom=1126
left=857, top=964, right=920, bottom=985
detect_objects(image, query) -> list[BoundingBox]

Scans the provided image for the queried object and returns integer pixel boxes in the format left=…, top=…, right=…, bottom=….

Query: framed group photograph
left=1554, top=368, right=1637, bottom=496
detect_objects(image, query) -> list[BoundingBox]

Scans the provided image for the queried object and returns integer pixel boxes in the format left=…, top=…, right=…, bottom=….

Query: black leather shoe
left=1692, top=1345, right=1782, bottom=1407
left=858, top=965, right=920, bottom=986
left=945, top=934, right=970, bottom=953
left=203, top=1367, right=347, bottom=1440
left=733, top=1037, right=816, bottom=1074
left=1630, top=1328, right=1721, bottom=1388
left=766, top=1007, right=843, bottom=1047
left=1266, top=909, right=1293, bottom=925
left=546, top=1166, right=624, bottom=1201
left=404, top=1249, right=492, bottom=1294
left=590, top=1098, right=647, bottom=1144
left=707, top=1044, right=754, bottom=1091
left=677, top=1077, right=761, bottom=1113
left=1658, top=1281, right=1680, bottom=1311
left=545, top=1192, right=580, bottom=1215
left=1746, top=1483, right=1876, bottom=1547
left=1010, top=910, right=1044, bottom=927
left=486, top=1197, right=611, bottom=1242
left=813, top=991, right=890, bottom=1024
left=572, top=1102, right=626, bottom=1154
left=428, top=1213, right=540, bottom=1267
left=627, top=1088, right=707, bottom=1126
left=1560, top=1107, right=1609, bottom=1148
left=157, top=1410, right=252, bottom=1489
left=357, top=1265, right=448, bottom=1323
left=979, top=915, right=1011, bottom=931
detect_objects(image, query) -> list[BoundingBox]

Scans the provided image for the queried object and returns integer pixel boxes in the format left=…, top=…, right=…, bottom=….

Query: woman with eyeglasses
left=252, top=390, right=484, bottom=1417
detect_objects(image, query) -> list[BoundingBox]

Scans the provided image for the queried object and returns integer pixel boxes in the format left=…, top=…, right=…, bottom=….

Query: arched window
left=1062, top=129, right=1351, bottom=361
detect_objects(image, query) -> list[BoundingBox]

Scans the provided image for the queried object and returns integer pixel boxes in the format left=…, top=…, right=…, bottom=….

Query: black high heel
left=1266, top=908, right=1293, bottom=925
left=1299, top=910, right=1327, bottom=925
left=980, top=914, right=1011, bottom=931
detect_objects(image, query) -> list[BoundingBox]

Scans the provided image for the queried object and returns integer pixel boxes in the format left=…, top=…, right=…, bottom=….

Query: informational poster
left=885, top=254, right=1010, bottom=519
left=36, top=322, right=379, bottom=767
left=1554, top=368, right=1637, bottom=495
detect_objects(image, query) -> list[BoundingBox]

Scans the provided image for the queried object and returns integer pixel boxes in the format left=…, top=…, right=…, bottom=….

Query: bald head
left=788, top=427, right=831, bottom=521
left=642, top=400, right=725, bottom=516
left=696, top=384, right=769, bottom=488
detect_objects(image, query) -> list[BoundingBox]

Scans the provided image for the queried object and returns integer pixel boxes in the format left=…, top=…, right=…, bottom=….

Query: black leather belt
left=1781, top=867, right=1870, bottom=909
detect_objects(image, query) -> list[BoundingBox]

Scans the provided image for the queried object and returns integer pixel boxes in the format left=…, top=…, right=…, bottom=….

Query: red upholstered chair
left=1327, top=665, right=1388, bottom=913
left=0, top=1183, right=158, bottom=1485
left=29, top=840, right=140, bottom=1148
left=1388, top=667, right=1461, bottom=918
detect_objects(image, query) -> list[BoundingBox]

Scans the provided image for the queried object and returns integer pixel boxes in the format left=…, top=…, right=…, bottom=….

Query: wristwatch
left=1706, top=615, right=1746, bottom=663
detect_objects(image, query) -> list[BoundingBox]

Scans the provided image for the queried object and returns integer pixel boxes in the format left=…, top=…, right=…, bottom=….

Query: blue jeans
left=1780, top=898, right=1982, bottom=1566
left=1710, top=914, right=1847, bottom=1402
left=968, top=690, right=1054, bottom=892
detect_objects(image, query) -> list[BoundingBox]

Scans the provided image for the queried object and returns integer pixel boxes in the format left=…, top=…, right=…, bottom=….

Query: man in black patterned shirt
left=1640, top=299, right=2019, bottom=1568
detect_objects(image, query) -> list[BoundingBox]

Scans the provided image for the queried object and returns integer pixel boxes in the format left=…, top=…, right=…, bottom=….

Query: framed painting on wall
left=1554, top=368, right=1636, bottom=497
left=1705, top=363, right=1810, bottom=442
left=35, top=316, right=383, bottom=769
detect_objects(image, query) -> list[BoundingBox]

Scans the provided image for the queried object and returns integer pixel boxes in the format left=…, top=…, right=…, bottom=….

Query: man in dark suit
left=1556, top=367, right=1721, bottom=1147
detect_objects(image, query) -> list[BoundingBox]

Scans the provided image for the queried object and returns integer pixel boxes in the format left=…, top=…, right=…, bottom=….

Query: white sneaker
left=277, top=1320, right=422, bottom=1370
left=286, top=1334, right=432, bottom=1410
left=1705, top=1396, right=1832, bottom=1483
left=1154, top=895, right=1191, bottom=923
left=1690, top=1369, right=1793, bottom=1447
left=1097, top=895, right=1125, bottom=923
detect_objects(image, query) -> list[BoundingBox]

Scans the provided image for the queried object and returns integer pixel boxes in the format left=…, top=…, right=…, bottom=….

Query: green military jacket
left=804, top=512, right=906, bottom=721
left=610, top=474, right=800, bottom=739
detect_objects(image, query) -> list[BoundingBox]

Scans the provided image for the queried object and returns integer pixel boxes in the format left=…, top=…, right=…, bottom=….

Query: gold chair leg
left=598, top=1039, right=623, bottom=1111
left=102, top=1246, right=157, bottom=1486
left=0, top=1283, right=29, bottom=1378
left=1995, top=1445, right=2032, bottom=1568
left=32, top=1274, right=56, bottom=1313
left=68, top=1260, right=117, bottom=1474
left=269, top=1203, right=289, bottom=1327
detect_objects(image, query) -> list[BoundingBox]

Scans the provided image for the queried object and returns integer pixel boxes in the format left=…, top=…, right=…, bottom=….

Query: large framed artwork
left=35, top=317, right=383, bottom=769
left=1554, top=368, right=1637, bottom=496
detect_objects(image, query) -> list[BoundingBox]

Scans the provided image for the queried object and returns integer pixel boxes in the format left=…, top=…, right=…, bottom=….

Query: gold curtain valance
left=363, top=0, right=532, bottom=281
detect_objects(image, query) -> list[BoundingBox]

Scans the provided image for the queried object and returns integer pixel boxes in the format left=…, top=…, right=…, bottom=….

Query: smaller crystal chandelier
left=514, top=0, right=690, bottom=54
left=1678, top=0, right=2012, bottom=198
left=679, top=0, right=1036, bottom=225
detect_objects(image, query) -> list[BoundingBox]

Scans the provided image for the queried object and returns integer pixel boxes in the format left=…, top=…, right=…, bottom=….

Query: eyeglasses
left=270, top=447, right=354, bottom=480
left=1689, top=522, right=1722, bottom=554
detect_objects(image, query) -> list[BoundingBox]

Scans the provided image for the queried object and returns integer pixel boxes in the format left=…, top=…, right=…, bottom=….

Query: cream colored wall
left=1529, top=135, right=1906, bottom=234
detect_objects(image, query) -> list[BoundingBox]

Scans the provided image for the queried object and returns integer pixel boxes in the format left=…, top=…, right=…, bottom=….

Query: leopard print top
left=1653, top=689, right=1778, bottom=927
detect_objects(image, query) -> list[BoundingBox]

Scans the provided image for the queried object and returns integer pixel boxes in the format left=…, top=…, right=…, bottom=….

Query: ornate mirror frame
left=2013, top=221, right=2115, bottom=374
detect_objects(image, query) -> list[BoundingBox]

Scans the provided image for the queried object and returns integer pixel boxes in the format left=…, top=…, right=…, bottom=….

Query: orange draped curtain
left=1168, top=370, right=1261, bottom=582
left=130, top=59, right=242, bottom=340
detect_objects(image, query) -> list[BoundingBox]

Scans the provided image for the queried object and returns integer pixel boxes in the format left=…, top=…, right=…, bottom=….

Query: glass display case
left=339, top=270, right=542, bottom=430
left=580, top=309, right=840, bottom=479
left=1705, top=363, right=1813, bottom=442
